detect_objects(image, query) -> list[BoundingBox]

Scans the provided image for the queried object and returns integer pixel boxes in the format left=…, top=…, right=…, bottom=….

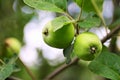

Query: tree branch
left=101, top=25, right=120, bottom=43
left=45, top=58, right=79, bottom=80
left=45, top=25, right=120, bottom=80
left=18, top=58, right=36, bottom=80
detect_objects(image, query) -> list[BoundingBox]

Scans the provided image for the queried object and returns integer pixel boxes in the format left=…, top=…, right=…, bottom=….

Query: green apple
left=73, top=32, right=102, bottom=61
left=5, top=37, right=22, bottom=56
left=42, top=21, right=75, bottom=48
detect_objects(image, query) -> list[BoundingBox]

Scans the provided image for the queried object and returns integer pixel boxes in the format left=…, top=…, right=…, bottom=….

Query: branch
left=18, top=58, right=36, bottom=80
left=45, top=58, right=79, bottom=80
left=101, top=25, right=120, bottom=43
left=45, top=25, right=120, bottom=80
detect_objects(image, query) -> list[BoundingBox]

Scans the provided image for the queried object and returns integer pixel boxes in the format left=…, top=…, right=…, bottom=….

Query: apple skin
left=73, top=32, right=102, bottom=61
left=5, top=37, right=21, bottom=56
left=42, top=22, right=75, bottom=48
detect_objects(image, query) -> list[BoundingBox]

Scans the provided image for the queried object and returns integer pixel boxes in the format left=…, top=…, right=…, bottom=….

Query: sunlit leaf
left=74, top=0, right=103, bottom=12
left=51, top=16, right=74, bottom=32
left=23, top=0, right=64, bottom=13
left=0, top=64, right=14, bottom=80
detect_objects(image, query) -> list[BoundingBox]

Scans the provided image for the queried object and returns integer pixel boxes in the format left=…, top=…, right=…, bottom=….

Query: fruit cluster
left=42, top=21, right=102, bottom=61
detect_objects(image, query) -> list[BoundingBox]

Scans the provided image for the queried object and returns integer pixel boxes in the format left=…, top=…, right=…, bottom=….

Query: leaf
left=92, top=0, right=104, bottom=12
left=23, top=0, right=64, bottom=13
left=0, top=54, right=19, bottom=80
left=7, top=54, right=18, bottom=64
left=51, top=16, right=74, bottom=32
left=110, top=18, right=120, bottom=29
left=78, top=17, right=101, bottom=29
left=63, top=44, right=74, bottom=64
left=88, top=47, right=120, bottom=80
left=0, top=64, right=14, bottom=80
left=74, top=0, right=103, bottom=12
left=51, top=0, right=67, bottom=11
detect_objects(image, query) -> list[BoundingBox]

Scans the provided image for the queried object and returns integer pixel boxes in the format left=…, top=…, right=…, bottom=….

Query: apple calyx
left=90, top=46, right=97, bottom=54
left=43, top=28, right=48, bottom=36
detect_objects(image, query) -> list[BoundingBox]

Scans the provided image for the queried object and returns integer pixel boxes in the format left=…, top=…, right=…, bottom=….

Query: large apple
left=42, top=21, right=75, bottom=48
left=73, top=32, right=102, bottom=61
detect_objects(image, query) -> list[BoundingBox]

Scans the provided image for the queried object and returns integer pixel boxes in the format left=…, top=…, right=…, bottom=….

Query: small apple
left=42, top=21, right=75, bottom=48
left=73, top=32, right=102, bottom=61
left=5, top=37, right=22, bottom=56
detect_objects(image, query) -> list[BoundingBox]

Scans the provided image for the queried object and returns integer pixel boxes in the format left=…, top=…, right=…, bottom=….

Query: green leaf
left=92, top=0, right=104, bottom=12
left=63, top=44, right=74, bottom=64
left=110, top=18, right=120, bottom=29
left=0, top=54, right=19, bottom=80
left=23, top=0, right=64, bottom=13
left=74, top=0, right=103, bottom=12
left=51, top=16, right=74, bottom=32
left=88, top=47, right=120, bottom=80
left=0, top=64, right=14, bottom=80
left=51, top=0, right=67, bottom=11
left=7, top=54, right=18, bottom=64
left=78, top=17, right=101, bottom=29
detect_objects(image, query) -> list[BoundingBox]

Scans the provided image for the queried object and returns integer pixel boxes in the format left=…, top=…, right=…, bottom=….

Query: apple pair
left=42, top=21, right=102, bottom=61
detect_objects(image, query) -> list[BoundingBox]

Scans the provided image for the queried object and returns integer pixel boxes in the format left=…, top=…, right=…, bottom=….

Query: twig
left=18, top=58, right=36, bottom=80
left=91, top=0, right=106, bottom=27
left=6, top=76, right=22, bottom=80
left=77, top=0, right=84, bottom=21
left=44, top=25, right=120, bottom=80
left=101, top=25, right=120, bottom=43
left=0, top=59, right=5, bottom=65
left=45, top=58, right=79, bottom=80
left=64, top=12, right=74, bottom=20
left=91, top=0, right=109, bottom=35
left=75, top=0, right=84, bottom=36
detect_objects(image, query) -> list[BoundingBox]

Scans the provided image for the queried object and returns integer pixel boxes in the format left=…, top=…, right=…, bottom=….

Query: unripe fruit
left=73, top=32, right=102, bottom=61
left=5, top=37, right=21, bottom=56
left=42, top=21, right=75, bottom=48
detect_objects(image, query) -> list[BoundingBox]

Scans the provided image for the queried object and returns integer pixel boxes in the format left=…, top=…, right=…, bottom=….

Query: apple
left=73, top=32, right=102, bottom=61
left=42, top=21, right=75, bottom=48
left=5, top=37, right=22, bottom=56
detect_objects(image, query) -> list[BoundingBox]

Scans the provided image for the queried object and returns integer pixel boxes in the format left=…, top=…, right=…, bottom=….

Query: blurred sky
left=18, top=0, right=120, bottom=67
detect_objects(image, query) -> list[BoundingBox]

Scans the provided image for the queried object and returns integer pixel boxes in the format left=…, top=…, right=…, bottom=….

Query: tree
left=0, top=0, right=120, bottom=80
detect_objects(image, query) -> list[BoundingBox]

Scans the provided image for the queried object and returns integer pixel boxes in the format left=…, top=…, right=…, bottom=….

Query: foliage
left=0, top=0, right=120, bottom=80
left=0, top=0, right=33, bottom=80
left=0, top=0, right=32, bottom=56
left=89, top=46, right=120, bottom=80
